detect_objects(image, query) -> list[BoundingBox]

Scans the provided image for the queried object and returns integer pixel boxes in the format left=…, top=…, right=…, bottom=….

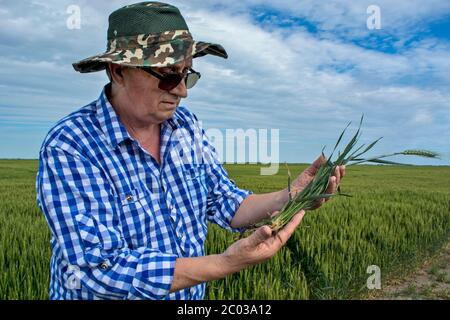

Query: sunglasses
left=138, top=67, right=201, bottom=91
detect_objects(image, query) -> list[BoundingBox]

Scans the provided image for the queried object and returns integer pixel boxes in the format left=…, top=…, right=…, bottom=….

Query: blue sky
left=0, top=0, right=449, bottom=165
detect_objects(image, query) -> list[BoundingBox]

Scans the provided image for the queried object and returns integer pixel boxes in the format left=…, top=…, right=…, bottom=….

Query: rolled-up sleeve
left=37, top=146, right=177, bottom=299
left=205, top=164, right=252, bottom=232
left=198, top=128, right=253, bottom=232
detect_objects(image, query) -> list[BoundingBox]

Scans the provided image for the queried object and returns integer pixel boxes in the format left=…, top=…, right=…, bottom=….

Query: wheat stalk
left=248, top=115, right=441, bottom=233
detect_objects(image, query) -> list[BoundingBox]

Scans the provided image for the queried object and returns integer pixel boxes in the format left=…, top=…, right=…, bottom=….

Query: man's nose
left=169, top=78, right=188, bottom=98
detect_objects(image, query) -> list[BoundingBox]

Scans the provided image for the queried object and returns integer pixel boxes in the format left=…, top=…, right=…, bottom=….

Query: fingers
left=316, top=153, right=327, bottom=166
left=327, top=166, right=345, bottom=193
left=275, top=210, right=305, bottom=245
left=248, top=225, right=272, bottom=247
left=336, top=165, right=345, bottom=181
left=324, top=176, right=337, bottom=202
left=309, top=164, right=345, bottom=208
left=340, top=165, right=346, bottom=178
left=305, top=154, right=327, bottom=176
left=304, top=164, right=346, bottom=210
left=333, top=166, right=341, bottom=185
left=328, top=175, right=336, bottom=192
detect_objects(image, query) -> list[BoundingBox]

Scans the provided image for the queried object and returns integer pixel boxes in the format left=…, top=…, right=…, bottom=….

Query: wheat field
left=0, top=160, right=449, bottom=299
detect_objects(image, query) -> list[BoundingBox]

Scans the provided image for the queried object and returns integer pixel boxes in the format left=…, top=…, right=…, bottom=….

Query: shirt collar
left=95, top=84, right=185, bottom=149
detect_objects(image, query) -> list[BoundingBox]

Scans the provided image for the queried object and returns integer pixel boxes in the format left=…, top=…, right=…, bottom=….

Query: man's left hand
left=290, top=154, right=346, bottom=209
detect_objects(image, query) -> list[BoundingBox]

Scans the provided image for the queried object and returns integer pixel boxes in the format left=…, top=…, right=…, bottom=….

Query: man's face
left=118, top=58, right=192, bottom=125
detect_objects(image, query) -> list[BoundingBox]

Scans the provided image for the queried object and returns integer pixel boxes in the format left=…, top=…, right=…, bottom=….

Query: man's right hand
left=170, top=210, right=305, bottom=293
left=220, top=210, right=306, bottom=272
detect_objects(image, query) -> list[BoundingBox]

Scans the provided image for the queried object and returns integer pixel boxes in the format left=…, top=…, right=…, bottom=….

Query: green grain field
left=0, top=160, right=449, bottom=299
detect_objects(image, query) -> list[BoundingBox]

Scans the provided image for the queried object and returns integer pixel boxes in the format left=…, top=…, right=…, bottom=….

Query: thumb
left=247, top=225, right=272, bottom=247
left=306, top=154, right=326, bottom=175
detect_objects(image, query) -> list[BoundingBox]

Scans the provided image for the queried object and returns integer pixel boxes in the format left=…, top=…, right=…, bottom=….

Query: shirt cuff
left=215, top=188, right=254, bottom=233
left=130, top=250, right=178, bottom=300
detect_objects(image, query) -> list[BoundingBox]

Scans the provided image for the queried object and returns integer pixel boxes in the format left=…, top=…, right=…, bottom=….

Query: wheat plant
left=252, top=115, right=441, bottom=232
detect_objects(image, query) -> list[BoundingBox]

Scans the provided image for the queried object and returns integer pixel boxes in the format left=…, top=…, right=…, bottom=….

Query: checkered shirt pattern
left=36, top=85, right=252, bottom=300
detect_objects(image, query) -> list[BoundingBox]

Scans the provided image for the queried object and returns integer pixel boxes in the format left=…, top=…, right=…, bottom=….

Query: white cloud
left=411, top=110, right=433, bottom=125
left=0, top=0, right=449, bottom=164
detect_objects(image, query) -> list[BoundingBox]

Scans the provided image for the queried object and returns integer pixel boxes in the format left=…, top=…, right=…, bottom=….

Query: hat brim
left=72, top=41, right=227, bottom=73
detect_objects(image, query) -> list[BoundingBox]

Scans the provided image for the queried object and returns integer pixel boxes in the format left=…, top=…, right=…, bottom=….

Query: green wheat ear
left=251, top=115, right=442, bottom=232
left=399, top=150, right=441, bottom=159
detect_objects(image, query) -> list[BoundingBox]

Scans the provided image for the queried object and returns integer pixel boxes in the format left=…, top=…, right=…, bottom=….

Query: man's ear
left=108, top=63, right=125, bottom=86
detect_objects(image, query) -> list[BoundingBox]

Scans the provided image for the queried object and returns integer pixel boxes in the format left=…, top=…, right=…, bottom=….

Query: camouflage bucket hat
left=73, top=1, right=228, bottom=73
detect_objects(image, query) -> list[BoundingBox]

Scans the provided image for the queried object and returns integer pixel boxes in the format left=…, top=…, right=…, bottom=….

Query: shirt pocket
left=116, top=187, right=155, bottom=248
left=182, top=164, right=209, bottom=215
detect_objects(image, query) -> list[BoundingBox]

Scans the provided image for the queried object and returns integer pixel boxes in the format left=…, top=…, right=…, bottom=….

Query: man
left=36, top=2, right=345, bottom=300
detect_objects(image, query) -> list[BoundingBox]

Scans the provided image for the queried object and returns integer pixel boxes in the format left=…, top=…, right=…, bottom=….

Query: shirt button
left=100, top=261, right=109, bottom=271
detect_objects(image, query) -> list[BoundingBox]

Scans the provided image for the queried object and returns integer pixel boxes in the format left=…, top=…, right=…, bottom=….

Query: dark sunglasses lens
left=185, top=73, right=200, bottom=89
left=159, top=74, right=182, bottom=91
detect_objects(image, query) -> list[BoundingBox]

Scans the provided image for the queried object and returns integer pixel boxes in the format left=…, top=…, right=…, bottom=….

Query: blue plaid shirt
left=36, top=84, right=252, bottom=300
